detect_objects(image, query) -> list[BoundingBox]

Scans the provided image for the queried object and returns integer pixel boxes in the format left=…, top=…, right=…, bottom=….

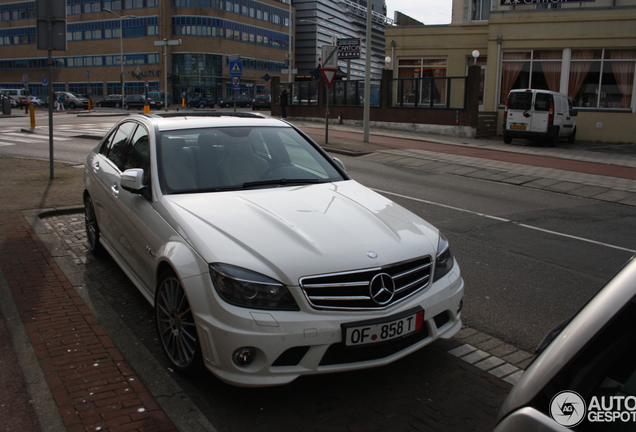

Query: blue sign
left=42, top=77, right=48, bottom=85
left=229, top=61, right=243, bottom=77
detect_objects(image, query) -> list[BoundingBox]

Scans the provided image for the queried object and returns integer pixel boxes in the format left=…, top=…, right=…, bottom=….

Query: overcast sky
left=386, top=0, right=453, bottom=25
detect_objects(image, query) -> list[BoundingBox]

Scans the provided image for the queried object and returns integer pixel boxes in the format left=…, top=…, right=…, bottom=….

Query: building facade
left=386, top=0, right=636, bottom=143
left=294, top=0, right=388, bottom=80
left=0, top=0, right=295, bottom=103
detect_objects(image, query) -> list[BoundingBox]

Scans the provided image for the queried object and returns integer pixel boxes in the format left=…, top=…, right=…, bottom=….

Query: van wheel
left=568, top=127, right=576, bottom=144
left=503, top=134, right=512, bottom=144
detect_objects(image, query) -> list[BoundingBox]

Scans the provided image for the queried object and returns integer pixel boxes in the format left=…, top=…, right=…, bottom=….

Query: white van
left=0, top=88, right=31, bottom=106
left=503, top=89, right=577, bottom=146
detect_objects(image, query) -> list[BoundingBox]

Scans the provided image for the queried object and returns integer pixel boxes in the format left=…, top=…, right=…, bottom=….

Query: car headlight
left=210, top=263, right=300, bottom=311
left=433, top=233, right=455, bottom=282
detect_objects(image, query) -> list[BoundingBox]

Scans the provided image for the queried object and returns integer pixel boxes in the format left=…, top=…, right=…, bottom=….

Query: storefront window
left=569, top=49, right=634, bottom=109
left=500, top=51, right=561, bottom=103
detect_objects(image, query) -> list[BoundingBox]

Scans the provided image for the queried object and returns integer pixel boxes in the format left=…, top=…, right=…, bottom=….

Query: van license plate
left=343, top=308, right=424, bottom=347
left=510, top=124, right=526, bottom=130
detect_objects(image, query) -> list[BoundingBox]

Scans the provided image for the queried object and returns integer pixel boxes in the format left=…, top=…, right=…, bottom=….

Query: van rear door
left=505, top=91, right=533, bottom=133
left=531, top=92, right=551, bottom=134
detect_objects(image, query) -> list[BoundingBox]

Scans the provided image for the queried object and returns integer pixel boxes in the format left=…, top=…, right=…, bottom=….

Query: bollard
left=29, top=103, right=35, bottom=128
left=144, top=104, right=150, bottom=114
left=88, top=99, right=91, bottom=110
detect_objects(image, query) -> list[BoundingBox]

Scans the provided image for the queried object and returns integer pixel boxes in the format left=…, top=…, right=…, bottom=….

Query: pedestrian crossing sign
left=229, top=61, right=242, bottom=77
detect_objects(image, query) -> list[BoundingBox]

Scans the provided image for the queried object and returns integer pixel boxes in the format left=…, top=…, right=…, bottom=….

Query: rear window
left=534, top=93, right=552, bottom=111
left=508, top=92, right=532, bottom=110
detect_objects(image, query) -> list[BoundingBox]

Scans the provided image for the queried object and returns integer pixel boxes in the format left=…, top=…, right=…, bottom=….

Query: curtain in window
left=536, top=51, right=561, bottom=92
left=610, top=50, right=635, bottom=109
left=501, top=52, right=530, bottom=102
left=568, top=50, right=595, bottom=99
left=433, top=68, right=446, bottom=105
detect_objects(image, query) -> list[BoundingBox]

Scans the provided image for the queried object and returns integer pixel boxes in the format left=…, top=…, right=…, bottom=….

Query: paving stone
left=488, top=363, right=520, bottom=379
left=454, top=327, right=478, bottom=340
left=474, top=356, right=505, bottom=371
left=461, top=350, right=490, bottom=365
left=503, top=371, right=525, bottom=386
left=568, top=186, right=610, bottom=198
left=489, top=344, right=518, bottom=358
left=447, top=344, right=477, bottom=358
left=503, top=350, right=535, bottom=365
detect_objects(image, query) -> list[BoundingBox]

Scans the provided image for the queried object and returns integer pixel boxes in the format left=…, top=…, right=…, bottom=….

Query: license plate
left=510, top=124, right=526, bottom=130
left=343, top=307, right=424, bottom=347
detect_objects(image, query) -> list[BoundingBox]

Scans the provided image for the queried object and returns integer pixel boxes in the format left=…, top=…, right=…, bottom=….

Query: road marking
left=0, top=141, right=16, bottom=147
left=374, top=188, right=636, bottom=254
left=0, top=132, right=71, bottom=142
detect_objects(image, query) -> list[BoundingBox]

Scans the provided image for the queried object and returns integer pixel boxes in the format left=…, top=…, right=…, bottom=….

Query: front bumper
left=186, top=265, right=464, bottom=387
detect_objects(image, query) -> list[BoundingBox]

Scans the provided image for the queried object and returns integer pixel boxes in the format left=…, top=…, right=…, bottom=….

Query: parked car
left=29, top=97, right=46, bottom=106
left=148, top=91, right=171, bottom=107
left=51, top=91, right=89, bottom=109
left=83, top=112, right=465, bottom=387
left=503, top=89, right=577, bottom=147
left=186, top=93, right=215, bottom=108
left=218, top=94, right=252, bottom=108
left=96, top=94, right=124, bottom=108
left=123, top=94, right=162, bottom=110
left=0, top=88, right=31, bottom=107
left=495, top=256, right=636, bottom=431
left=252, top=94, right=271, bottom=110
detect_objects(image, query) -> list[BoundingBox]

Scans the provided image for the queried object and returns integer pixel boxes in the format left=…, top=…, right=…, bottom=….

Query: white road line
left=374, top=188, right=636, bottom=254
left=0, top=141, right=16, bottom=147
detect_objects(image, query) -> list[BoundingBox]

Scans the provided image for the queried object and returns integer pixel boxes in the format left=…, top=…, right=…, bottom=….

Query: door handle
left=92, top=160, right=100, bottom=171
left=111, top=184, right=120, bottom=198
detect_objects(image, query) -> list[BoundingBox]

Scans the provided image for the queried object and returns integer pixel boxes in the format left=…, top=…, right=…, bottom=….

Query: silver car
left=495, top=256, right=636, bottom=431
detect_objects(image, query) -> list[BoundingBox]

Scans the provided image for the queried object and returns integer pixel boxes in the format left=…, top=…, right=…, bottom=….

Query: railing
left=324, top=80, right=381, bottom=107
left=387, top=76, right=467, bottom=109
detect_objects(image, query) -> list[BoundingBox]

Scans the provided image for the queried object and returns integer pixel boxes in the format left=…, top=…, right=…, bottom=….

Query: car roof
left=128, top=112, right=288, bottom=132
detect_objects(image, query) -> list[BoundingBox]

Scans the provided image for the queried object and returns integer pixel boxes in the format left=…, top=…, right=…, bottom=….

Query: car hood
left=156, top=180, right=439, bottom=285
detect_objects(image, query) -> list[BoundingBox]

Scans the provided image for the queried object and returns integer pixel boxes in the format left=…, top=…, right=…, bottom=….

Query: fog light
left=457, top=299, right=464, bottom=314
left=233, top=348, right=256, bottom=366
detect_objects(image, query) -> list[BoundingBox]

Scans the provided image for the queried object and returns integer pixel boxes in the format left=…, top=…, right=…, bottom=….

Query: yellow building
left=387, top=0, right=636, bottom=143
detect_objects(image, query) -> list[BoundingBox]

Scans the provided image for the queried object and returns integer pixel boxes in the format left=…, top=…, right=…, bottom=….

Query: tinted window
left=535, top=93, right=552, bottom=111
left=100, top=122, right=137, bottom=170
left=123, top=126, right=151, bottom=185
left=508, top=92, right=532, bottom=110
left=533, top=295, right=636, bottom=431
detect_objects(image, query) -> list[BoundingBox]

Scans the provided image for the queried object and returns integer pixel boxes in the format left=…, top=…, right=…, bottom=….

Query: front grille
left=319, top=326, right=429, bottom=366
left=272, top=346, right=310, bottom=367
left=300, top=256, right=433, bottom=311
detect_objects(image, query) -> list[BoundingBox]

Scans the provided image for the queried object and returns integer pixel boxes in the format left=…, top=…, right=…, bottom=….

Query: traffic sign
left=231, top=76, right=241, bottom=90
left=320, top=68, right=337, bottom=88
left=338, top=38, right=360, bottom=60
left=321, top=45, right=338, bottom=69
left=230, top=61, right=243, bottom=77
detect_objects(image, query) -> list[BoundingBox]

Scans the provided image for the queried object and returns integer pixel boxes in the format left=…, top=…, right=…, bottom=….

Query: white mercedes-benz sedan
left=83, top=112, right=464, bottom=387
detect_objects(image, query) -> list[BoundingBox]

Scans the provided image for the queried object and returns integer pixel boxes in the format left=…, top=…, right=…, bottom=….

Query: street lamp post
left=104, top=9, right=135, bottom=105
left=154, top=38, right=182, bottom=111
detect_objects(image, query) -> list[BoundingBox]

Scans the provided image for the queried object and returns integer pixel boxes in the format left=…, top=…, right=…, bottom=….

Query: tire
left=568, top=126, right=576, bottom=144
left=115, top=103, right=121, bottom=108
left=97, top=102, right=102, bottom=108
left=225, top=103, right=231, bottom=108
left=84, top=195, right=104, bottom=255
left=246, top=103, right=251, bottom=108
left=549, top=129, right=559, bottom=147
left=503, top=134, right=512, bottom=144
left=69, top=102, right=76, bottom=109
left=199, top=102, right=205, bottom=109
left=124, top=104, right=130, bottom=110
left=155, top=269, right=202, bottom=373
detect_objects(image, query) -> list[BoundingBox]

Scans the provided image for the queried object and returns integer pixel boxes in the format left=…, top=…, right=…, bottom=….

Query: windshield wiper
left=242, top=178, right=327, bottom=189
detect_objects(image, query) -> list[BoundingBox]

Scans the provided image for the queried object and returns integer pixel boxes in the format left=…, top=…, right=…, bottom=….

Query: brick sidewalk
left=0, top=209, right=176, bottom=432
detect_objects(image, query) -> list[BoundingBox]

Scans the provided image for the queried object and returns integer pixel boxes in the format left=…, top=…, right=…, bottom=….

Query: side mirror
left=570, top=109, right=578, bottom=117
left=121, top=168, right=146, bottom=193
left=333, top=157, right=346, bottom=173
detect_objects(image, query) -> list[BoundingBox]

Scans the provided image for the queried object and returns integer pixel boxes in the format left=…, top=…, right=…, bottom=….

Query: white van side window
left=534, top=93, right=551, bottom=111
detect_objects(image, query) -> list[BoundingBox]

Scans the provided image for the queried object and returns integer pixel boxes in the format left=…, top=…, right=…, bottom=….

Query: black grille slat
left=300, top=256, right=433, bottom=311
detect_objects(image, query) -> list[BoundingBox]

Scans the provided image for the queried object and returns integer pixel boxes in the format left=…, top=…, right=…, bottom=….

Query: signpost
left=36, top=0, right=67, bottom=180
left=320, top=45, right=338, bottom=144
left=229, top=56, right=242, bottom=112
left=154, top=38, right=182, bottom=111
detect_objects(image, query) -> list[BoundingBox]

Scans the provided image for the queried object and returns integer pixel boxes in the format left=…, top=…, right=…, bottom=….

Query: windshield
left=507, top=92, right=533, bottom=110
left=158, top=126, right=345, bottom=194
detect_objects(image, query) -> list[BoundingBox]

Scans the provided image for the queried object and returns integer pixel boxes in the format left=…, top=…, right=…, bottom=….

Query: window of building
left=500, top=50, right=562, bottom=103
left=397, top=58, right=448, bottom=106
left=472, top=0, right=490, bottom=21
left=569, top=49, right=635, bottom=109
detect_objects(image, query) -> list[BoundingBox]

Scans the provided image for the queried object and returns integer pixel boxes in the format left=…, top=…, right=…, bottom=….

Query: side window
left=535, top=93, right=551, bottom=111
left=101, top=122, right=137, bottom=171
left=122, top=125, right=151, bottom=185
